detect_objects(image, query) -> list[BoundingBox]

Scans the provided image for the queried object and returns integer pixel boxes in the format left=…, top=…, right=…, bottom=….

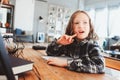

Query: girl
left=46, top=10, right=105, bottom=73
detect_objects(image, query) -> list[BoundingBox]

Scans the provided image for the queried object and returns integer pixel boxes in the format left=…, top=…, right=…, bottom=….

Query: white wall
left=47, top=0, right=79, bottom=10
left=9, top=0, right=16, bottom=5
left=78, top=0, right=84, bottom=10
left=85, top=0, right=120, bottom=9
left=14, top=0, right=35, bottom=31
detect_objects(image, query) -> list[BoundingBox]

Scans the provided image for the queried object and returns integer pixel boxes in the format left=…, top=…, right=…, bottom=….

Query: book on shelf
left=0, top=55, right=34, bottom=75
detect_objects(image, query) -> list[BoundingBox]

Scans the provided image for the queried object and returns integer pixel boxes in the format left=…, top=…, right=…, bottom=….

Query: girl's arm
left=46, top=39, right=65, bottom=56
left=46, top=34, right=76, bottom=56
left=67, top=44, right=105, bottom=73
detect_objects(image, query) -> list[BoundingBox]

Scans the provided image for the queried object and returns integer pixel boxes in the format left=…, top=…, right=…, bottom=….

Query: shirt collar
left=74, top=38, right=89, bottom=46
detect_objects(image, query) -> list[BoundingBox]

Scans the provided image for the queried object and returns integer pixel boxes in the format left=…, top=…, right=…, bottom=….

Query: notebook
left=41, top=55, right=72, bottom=60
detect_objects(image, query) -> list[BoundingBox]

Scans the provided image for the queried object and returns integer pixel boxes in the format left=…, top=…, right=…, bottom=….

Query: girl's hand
left=57, top=34, right=77, bottom=45
left=47, top=58, right=67, bottom=67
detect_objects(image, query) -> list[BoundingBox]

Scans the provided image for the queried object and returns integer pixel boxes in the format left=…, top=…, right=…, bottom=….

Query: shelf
left=0, top=4, right=14, bottom=33
left=0, top=27, right=13, bottom=29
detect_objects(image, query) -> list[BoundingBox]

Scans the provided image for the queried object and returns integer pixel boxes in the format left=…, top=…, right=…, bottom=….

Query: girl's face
left=73, top=13, right=90, bottom=40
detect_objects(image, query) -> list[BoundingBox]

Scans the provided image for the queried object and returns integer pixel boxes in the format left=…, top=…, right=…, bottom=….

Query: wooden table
left=18, top=48, right=120, bottom=80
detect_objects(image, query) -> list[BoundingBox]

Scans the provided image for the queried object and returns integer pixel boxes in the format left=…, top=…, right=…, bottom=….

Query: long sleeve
left=46, top=39, right=105, bottom=73
left=67, top=42, right=105, bottom=73
left=46, top=39, right=66, bottom=56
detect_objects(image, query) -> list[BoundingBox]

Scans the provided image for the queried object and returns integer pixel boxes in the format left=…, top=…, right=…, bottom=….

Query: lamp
left=39, top=16, right=43, bottom=22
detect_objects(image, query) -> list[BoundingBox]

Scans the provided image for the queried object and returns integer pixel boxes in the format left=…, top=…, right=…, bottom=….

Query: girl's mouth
left=79, top=31, right=84, bottom=33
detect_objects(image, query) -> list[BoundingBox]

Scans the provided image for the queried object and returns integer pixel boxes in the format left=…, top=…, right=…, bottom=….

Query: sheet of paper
left=41, top=55, right=72, bottom=60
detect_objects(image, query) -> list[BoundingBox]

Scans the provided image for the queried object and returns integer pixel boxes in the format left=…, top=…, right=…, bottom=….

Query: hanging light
left=39, top=16, right=43, bottom=22
left=39, top=16, right=43, bottom=20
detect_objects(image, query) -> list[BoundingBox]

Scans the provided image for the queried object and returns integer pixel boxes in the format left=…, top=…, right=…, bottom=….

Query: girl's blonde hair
left=65, top=10, right=98, bottom=40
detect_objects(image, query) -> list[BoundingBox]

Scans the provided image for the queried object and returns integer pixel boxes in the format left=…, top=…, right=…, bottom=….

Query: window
left=94, top=8, right=108, bottom=38
left=108, top=6, right=120, bottom=37
left=86, top=9, right=95, bottom=24
left=87, top=8, right=108, bottom=38
left=86, top=4, right=120, bottom=38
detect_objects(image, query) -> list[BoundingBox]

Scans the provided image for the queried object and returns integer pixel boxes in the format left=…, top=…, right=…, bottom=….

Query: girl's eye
left=74, top=22, right=79, bottom=24
left=83, top=22, right=88, bottom=24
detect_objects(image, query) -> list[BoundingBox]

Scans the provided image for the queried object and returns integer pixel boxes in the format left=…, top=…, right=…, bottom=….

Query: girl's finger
left=71, top=34, right=77, bottom=38
left=64, top=35, right=69, bottom=40
left=68, top=34, right=77, bottom=42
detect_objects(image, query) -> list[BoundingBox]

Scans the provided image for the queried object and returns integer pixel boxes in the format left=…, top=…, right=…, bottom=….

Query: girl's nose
left=78, top=23, right=83, bottom=28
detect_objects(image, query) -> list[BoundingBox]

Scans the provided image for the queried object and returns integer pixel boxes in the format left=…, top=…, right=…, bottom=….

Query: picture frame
left=37, top=32, right=45, bottom=43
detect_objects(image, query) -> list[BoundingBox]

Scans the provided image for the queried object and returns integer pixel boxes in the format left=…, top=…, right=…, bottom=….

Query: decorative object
left=5, top=22, right=10, bottom=28
left=37, top=32, right=45, bottom=43
left=0, top=21, right=2, bottom=27
left=0, top=0, right=9, bottom=4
